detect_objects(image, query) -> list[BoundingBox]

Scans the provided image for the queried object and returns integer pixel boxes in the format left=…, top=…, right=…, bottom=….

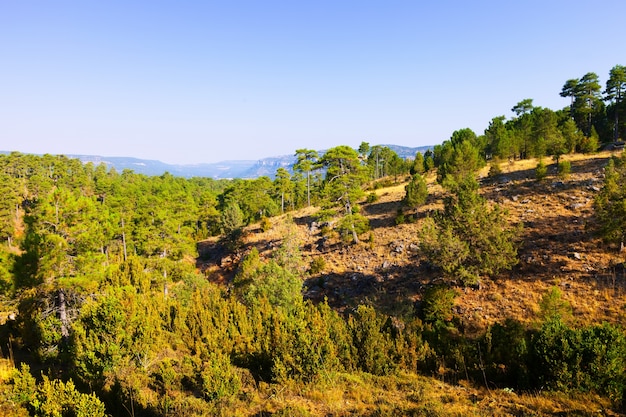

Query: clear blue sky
left=1, top=1, right=624, bottom=164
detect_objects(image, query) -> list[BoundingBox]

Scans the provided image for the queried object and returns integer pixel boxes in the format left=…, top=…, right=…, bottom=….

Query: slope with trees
left=1, top=65, right=626, bottom=416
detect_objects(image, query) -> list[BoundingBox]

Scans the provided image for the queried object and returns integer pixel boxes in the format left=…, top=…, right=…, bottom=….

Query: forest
left=0, top=65, right=625, bottom=416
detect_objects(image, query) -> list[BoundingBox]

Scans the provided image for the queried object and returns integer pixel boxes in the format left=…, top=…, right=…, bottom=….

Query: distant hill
left=1, top=145, right=432, bottom=179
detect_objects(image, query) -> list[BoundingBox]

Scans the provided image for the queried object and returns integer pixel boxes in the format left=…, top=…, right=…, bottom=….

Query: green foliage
left=579, top=133, right=599, bottom=153
left=260, top=216, right=272, bottom=232
left=199, top=352, right=241, bottom=401
left=220, top=201, right=244, bottom=235
left=394, top=209, right=406, bottom=225
left=488, top=158, right=503, bottom=177
left=336, top=213, right=370, bottom=243
left=71, top=287, right=163, bottom=390
left=29, top=376, right=106, bottom=417
left=538, top=286, right=572, bottom=323
left=595, top=155, right=626, bottom=244
left=435, top=137, right=484, bottom=185
left=421, top=285, right=456, bottom=324
left=423, top=151, right=435, bottom=172
left=404, top=174, right=428, bottom=208
left=308, top=257, right=326, bottom=274
left=272, top=223, right=305, bottom=273
left=535, top=159, right=548, bottom=180
left=482, top=319, right=530, bottom=388
left=293, top=149, right=320, bottom=207
left=411, top=152, right=425, bottom=175
left=233, top=248, right=303, bottom=312
left=366, top=192, right=379, bottom=204
left=11, top=364, right=37, bottom=405
left=9, top=364, right=105, bottom=417
left=419, top=176, right=520, bottom=285
left=320, top=146, right=369, bottom=244
left=366, top=146, right=408, bottom=181
left=348, top=305, right=396, bottom=375
left=557, top=159, right=571, bottom=179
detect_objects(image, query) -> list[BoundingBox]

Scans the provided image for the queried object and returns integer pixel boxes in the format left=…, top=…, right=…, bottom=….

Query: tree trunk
left=345, top=199, right=359, bottom=244
left=306, top=171, right=311, bottom=207
left=122, top=217, right=128, bottom=262
left=58, top=289, right=69, bottom=341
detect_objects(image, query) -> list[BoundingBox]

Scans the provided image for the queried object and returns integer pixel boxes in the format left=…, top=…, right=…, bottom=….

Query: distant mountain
left=73, top=155, right=259, bottom=179
left=2, top=145, right=432, bottom=179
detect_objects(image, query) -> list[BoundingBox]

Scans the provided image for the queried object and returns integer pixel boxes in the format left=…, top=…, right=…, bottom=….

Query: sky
left=1, top=1, right=625, bottom=165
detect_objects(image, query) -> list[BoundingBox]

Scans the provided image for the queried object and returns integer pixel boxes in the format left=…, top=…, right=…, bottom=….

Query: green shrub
left=29, top=375, right=106, bottom=417
left=557, top=160, right=571, bottom=179
left=418, top=176, right=519, bottom=286
left=421, top=285, right=456, bottom=325
left=260, top=216, right=272, bottom=232
left=535, top=159, right=548, bottom=180
left=308, top=257, right=326, bottom=274
left=348, top=305, right=396, bottom=375
left=404, top=174, right=428, bottom=208
left=337, top=214, right=370, bottom=243
left=200, top=353, right=241, bottom=401
left=366, top=192, right=379, bottom=204
left=395, top=209, right=406, bottom=225
left=488, top=159, right=503, bottom=177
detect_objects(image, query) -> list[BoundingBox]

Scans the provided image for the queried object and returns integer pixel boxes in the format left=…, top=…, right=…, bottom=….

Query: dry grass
left=215, top=370, right=616, bottom=416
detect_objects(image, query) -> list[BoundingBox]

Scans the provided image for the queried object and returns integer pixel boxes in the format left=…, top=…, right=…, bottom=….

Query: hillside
left=201, top=151, right=624, bottom=330
left=3, top=150, right=626, bottom=416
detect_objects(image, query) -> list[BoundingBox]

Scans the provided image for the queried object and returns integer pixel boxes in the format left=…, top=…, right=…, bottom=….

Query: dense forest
left=0, top=66, right=625, bottom=416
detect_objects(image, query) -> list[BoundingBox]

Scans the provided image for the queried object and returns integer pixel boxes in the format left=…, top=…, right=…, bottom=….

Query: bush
left=260, top=216, right=272, bottom=232
left=488, top=159, right=503, bottom=177
left=404, top=174, right=428, bottom=208
left=395, top=209, right=406, bottom=225
left=200, top=353, right=241, bottom=401
left=419, top=176, right=520, bottom=286
left=308, top=257, right=326, bottom=274
left=421, top=285, right=456, bottom=324
left=336, top=214, right=370, bottom=243
left=348, top=305, right=396, bottom=375
left=366, top=192, right=379, bottom=204
left=557, top=160, right=571, bottom=179
left=535, top=159, right=548, bottom=181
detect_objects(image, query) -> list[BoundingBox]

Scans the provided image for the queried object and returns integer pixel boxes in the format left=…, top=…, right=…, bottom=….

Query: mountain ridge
left=2, top=144, right=432, bottom=179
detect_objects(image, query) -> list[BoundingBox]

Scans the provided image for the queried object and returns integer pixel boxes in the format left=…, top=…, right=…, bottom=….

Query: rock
left=220, top=256, right=232, bottom=267
left=389, top=240, right=405, bottom=253
left=570, top=252, right=582, bottom=260
left=408, top=243, right=420, bottom=253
